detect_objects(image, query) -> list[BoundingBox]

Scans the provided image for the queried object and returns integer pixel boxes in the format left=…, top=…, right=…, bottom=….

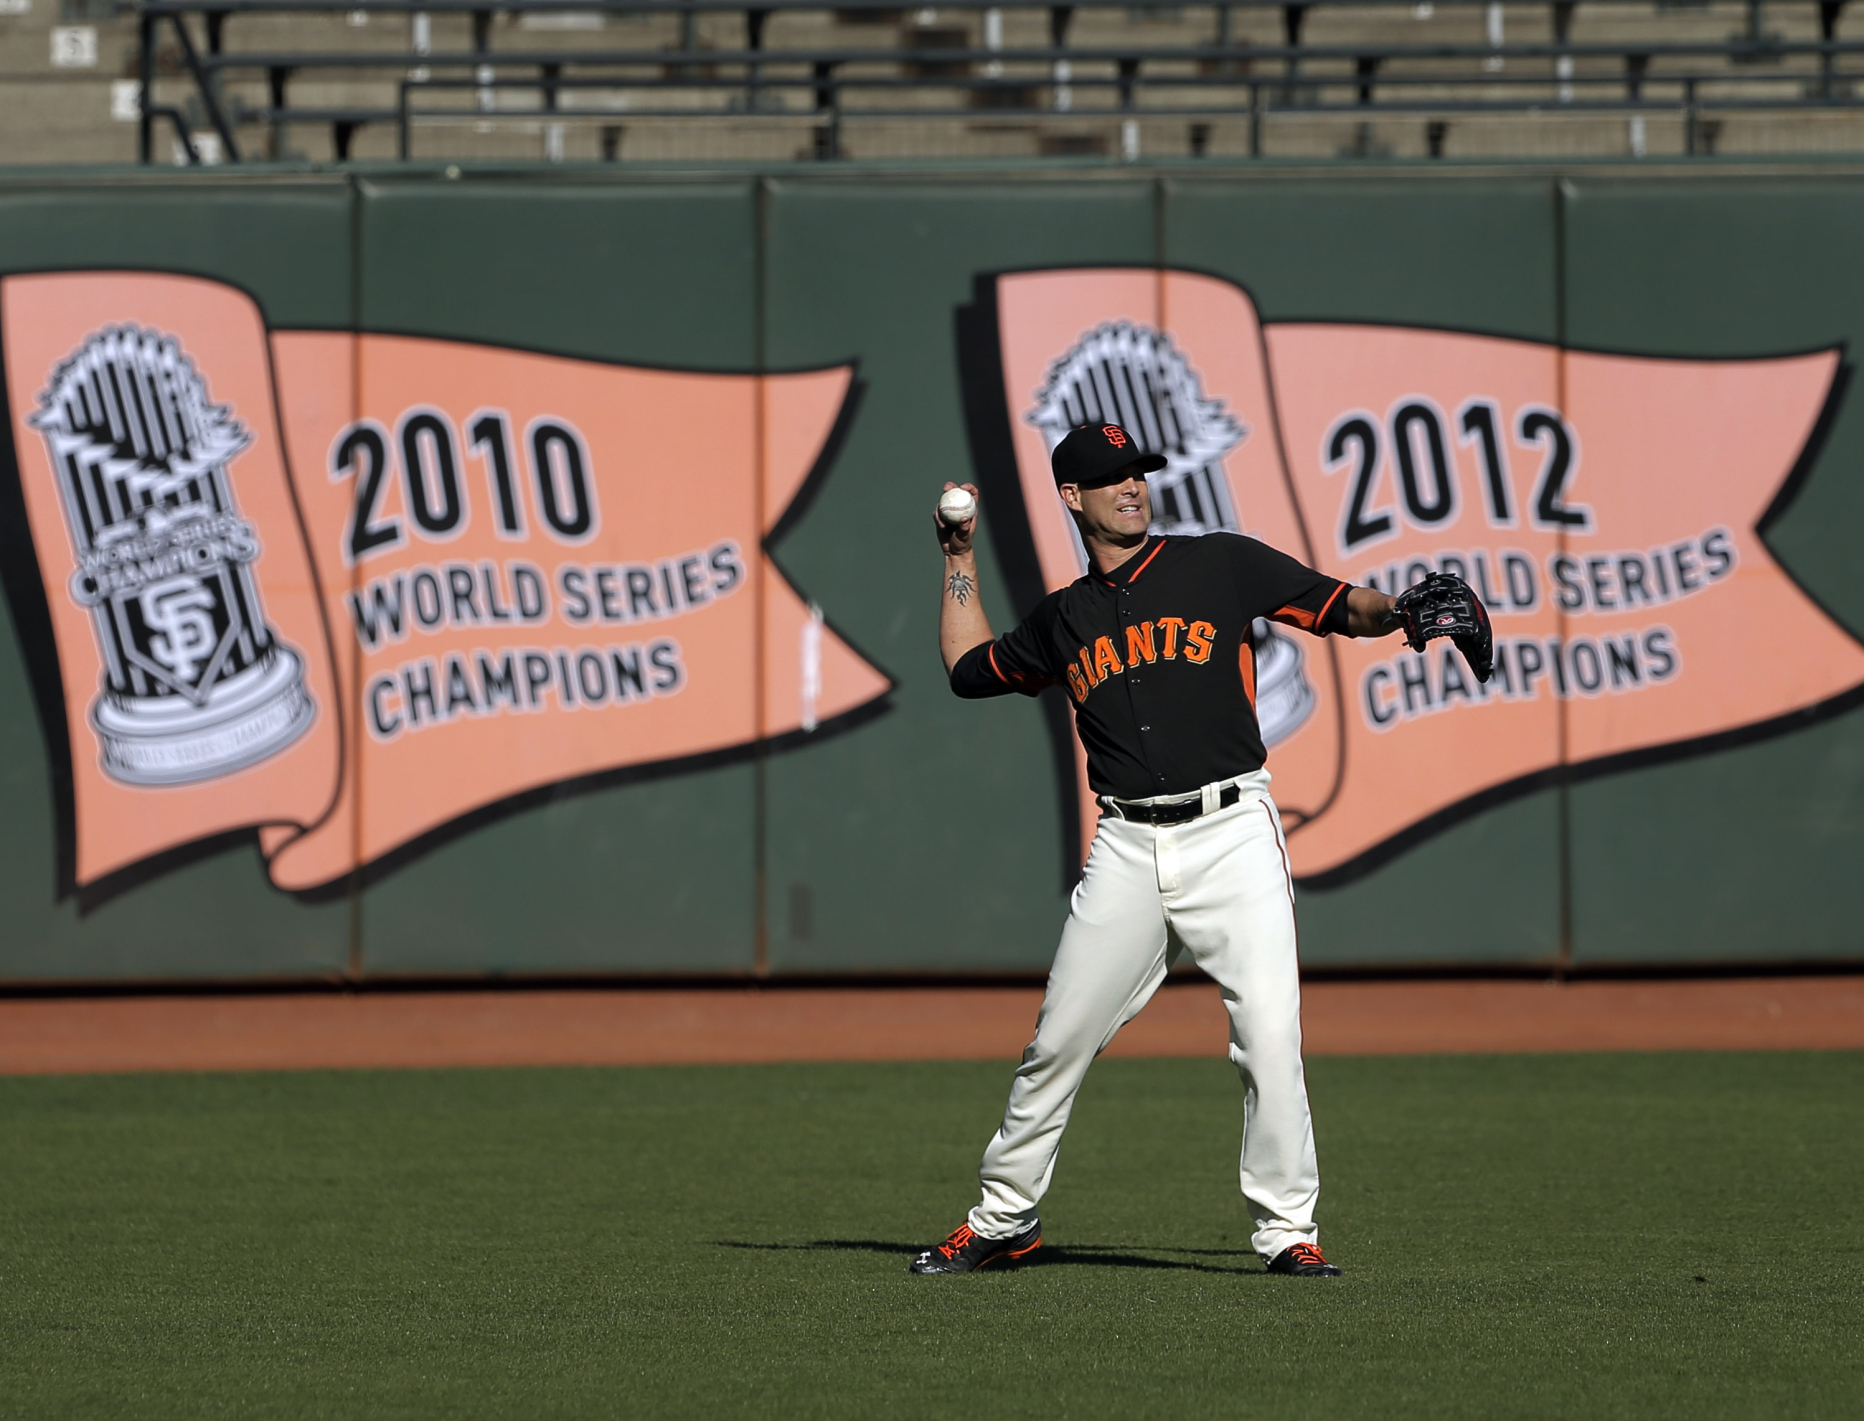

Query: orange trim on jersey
left=988, top=640, right=1059, bottom=694
left=1126, top=539, right=1167, bottom=583
left=1239, top=639, right=1256, bottom=709
left=1268, top=604, right=1315, bottom=631
left=1314, top=581, right=1348, bottom=632
left=1268, top=581, right=1347, bottom=635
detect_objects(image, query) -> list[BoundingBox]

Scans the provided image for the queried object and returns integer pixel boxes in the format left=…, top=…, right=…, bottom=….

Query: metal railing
left=136, top=0, right=1864, bottom=164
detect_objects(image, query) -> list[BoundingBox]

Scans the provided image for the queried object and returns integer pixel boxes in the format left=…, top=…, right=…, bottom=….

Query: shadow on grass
left=715, top=1239, right=1269, bottom=1276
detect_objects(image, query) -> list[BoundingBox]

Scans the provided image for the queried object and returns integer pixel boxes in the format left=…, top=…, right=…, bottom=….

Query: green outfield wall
left=0, top=166, right=1859, bottom=984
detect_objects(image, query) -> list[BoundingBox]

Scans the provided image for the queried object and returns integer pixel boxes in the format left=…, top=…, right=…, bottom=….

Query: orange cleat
left=908, top=1219, right=1042, bottom=1274
left=1265, top=1242, right=1343, bottom=1277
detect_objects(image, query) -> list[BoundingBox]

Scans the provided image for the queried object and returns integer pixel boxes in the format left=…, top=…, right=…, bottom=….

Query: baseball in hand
left=938, top=487, right=978, bottom=525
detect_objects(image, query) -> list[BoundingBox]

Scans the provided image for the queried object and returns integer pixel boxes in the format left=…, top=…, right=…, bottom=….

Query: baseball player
left=913, top=421, right=1488, bottom=1278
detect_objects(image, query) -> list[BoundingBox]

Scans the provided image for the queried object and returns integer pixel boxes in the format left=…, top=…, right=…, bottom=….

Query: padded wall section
left=0, top=170, right=1858, bottom=984
left=761, top=180, right=1156, bottom=972
left=0, top=181, right=354, bottom=982
left=348, top=180, right=762, bottom=975
left=1162, top=178, right=1564, bottom=967
left=1560, top=178, right=1864, bottom=965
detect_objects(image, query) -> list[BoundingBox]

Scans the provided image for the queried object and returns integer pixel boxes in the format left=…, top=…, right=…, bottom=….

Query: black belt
left=1104, top=784, right=1242, bottom=825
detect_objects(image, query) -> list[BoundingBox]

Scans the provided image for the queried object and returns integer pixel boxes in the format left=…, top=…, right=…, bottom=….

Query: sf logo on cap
left=1102, top=425, right=1128, bottom=448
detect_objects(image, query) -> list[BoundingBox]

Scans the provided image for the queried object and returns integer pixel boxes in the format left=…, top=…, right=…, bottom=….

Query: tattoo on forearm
left=946, top=571, right=976, bottom=607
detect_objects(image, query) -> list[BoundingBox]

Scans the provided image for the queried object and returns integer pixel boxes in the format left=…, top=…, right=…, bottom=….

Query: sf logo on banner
left=29, top=324, right=314, bottom=787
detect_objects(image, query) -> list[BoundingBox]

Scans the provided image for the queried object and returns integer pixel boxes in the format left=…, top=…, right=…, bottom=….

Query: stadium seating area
left=2, top=0, right=1861, bottom=165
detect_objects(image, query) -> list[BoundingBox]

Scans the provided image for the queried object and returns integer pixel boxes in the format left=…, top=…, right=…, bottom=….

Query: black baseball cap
left=1051, top=423, right=1167, bottom=488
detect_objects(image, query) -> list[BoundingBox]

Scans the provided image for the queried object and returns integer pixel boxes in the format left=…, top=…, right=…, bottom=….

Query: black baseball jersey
left=951, top=533, right=1352, bottom=799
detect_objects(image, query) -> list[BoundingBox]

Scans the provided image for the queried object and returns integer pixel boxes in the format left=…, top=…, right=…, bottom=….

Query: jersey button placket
left=1119, top=587, right=1137, bottom=688
left=1122, top=586, right=1159, bottom=773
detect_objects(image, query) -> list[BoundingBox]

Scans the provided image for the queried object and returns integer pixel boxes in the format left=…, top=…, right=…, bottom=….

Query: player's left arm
left=1343, top=586, right=1399, bottom=637
left=1243, top=536, right=1398, bottom=639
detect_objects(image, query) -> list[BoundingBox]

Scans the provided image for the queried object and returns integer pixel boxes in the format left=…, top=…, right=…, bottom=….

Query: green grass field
left=2, top=1051, right=1860, bottom=1420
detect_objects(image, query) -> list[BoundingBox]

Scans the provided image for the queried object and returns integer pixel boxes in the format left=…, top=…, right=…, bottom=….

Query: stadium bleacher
left=1, top=0, right=1861, bottom=166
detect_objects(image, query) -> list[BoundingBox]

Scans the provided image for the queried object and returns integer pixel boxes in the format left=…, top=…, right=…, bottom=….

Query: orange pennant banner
left=3, top=272, right=891, bottom=895
left=977, top=268, right=1864, bottom=883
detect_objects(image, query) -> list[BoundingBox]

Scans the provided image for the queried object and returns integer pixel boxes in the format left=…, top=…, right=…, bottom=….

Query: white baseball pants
left=966, top=770, right=1321, bottom=1261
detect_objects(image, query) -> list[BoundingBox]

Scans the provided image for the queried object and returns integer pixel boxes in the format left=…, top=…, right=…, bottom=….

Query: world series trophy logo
left=30, top=325, right=315, bottom=786
left=1025, top=320, right=1316, bottom=746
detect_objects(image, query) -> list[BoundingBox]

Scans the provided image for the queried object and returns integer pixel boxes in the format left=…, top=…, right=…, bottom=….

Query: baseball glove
left=1391, top=571, right=1493, bottom=683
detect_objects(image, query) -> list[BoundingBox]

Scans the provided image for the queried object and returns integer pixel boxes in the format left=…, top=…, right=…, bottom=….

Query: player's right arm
left=936, top=482, right=993, bottom=674
left=937, top=487, right=1061, bottom=699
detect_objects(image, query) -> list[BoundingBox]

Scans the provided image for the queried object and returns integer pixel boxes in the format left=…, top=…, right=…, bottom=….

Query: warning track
left=1, top=975, right=1860, bottom=1076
